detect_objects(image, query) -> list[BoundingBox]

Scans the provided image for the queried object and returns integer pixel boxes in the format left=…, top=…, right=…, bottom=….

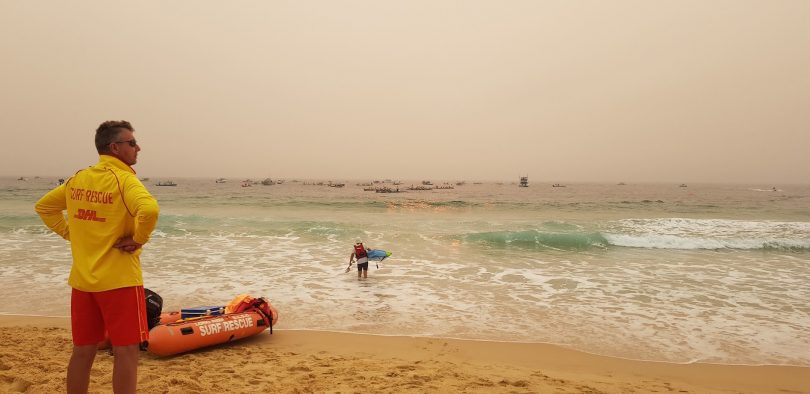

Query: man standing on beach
left=35, top=120, right=159, bottom=394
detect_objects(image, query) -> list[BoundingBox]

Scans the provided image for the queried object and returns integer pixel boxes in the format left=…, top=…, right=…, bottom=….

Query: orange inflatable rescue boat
left=147, top=295, right=277, bottom=357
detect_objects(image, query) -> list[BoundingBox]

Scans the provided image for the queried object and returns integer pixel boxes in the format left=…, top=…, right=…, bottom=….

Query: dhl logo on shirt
left=74, top=209, right=106, bottom=222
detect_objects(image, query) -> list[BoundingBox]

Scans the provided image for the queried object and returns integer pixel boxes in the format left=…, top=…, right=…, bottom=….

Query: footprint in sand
left=499, top=379, right=530, bottom=387
left=8, top=378, right=32, bottom=392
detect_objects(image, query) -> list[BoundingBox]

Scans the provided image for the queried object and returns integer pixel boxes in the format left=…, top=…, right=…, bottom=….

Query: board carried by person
left=346, top=241, right=392, bottom=277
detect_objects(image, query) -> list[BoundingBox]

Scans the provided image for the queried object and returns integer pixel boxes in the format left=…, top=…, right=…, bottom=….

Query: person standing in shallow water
left=35, top=120, right=159, bottom=394
left=347, top=241, right=371, bottom=278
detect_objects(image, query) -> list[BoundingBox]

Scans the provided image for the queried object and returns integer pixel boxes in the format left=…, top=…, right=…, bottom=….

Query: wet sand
left=0, top=315, right=807, bottom=393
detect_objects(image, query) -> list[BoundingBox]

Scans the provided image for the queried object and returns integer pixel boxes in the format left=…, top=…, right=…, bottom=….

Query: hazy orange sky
left=1, top=1, right=808, bottom=183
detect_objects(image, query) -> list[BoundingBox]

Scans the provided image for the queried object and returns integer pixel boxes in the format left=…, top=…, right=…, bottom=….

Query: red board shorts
left=71, top=286, right=149, bottom=347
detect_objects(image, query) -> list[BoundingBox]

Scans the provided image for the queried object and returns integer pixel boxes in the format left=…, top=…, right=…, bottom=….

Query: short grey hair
left=95, top=120, right=134, bottom=154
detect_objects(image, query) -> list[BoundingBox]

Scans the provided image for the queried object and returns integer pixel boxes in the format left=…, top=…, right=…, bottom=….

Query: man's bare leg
left=67, top=345, right=96, bottom=394
left=112, top=344, right=140, bottom=394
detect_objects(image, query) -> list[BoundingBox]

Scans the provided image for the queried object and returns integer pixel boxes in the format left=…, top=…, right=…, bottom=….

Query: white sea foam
left=602, top=218, right=810, bottom=250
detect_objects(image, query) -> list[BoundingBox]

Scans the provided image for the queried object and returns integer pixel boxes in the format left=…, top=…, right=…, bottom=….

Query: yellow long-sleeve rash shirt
left=35, top=155, right=159, bottom=292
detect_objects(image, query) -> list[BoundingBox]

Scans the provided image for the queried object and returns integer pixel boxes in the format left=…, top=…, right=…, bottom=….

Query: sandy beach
left=0, top=315, right=807, bottom=393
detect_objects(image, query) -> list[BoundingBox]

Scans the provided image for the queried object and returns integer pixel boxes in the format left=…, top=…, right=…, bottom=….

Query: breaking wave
left=460, top=219, right=810, bottom=251
left=461, top=230, right=609, bottom=250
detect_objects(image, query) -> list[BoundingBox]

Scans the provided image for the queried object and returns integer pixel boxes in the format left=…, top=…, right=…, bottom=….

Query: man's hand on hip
left=113, top=236, right=143, bottom=254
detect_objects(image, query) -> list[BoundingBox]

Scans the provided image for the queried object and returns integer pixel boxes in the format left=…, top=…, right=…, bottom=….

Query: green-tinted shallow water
left=2, top=177, right=809, bottom=365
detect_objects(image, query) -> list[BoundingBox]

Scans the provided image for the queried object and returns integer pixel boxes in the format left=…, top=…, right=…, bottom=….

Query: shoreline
left=279, top=328, right=810, bottom=369
left=1, top=315, right=808, bottom=393
left=2, top=313, right=806, bottom=369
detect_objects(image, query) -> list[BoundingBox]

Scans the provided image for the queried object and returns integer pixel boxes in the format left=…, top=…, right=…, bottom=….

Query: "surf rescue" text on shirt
left=70, top=188, right=114, bottom=204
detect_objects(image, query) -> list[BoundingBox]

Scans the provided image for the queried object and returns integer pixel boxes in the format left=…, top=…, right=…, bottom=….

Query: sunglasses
left=113, top=139, right=138, bottom=147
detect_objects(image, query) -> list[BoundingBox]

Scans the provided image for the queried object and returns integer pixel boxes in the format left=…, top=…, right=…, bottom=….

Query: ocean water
left=2, top=177, right=809, bottom=366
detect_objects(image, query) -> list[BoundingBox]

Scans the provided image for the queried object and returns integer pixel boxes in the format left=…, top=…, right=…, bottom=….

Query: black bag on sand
left=144, top=288, right=163, bottom=330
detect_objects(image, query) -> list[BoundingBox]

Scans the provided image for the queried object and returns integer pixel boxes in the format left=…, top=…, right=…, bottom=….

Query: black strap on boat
left=260, top=307, right=273, bottom=335
left=246, top=298, right=273, bottom=335
left=257, top=299, right=273, bottom=335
